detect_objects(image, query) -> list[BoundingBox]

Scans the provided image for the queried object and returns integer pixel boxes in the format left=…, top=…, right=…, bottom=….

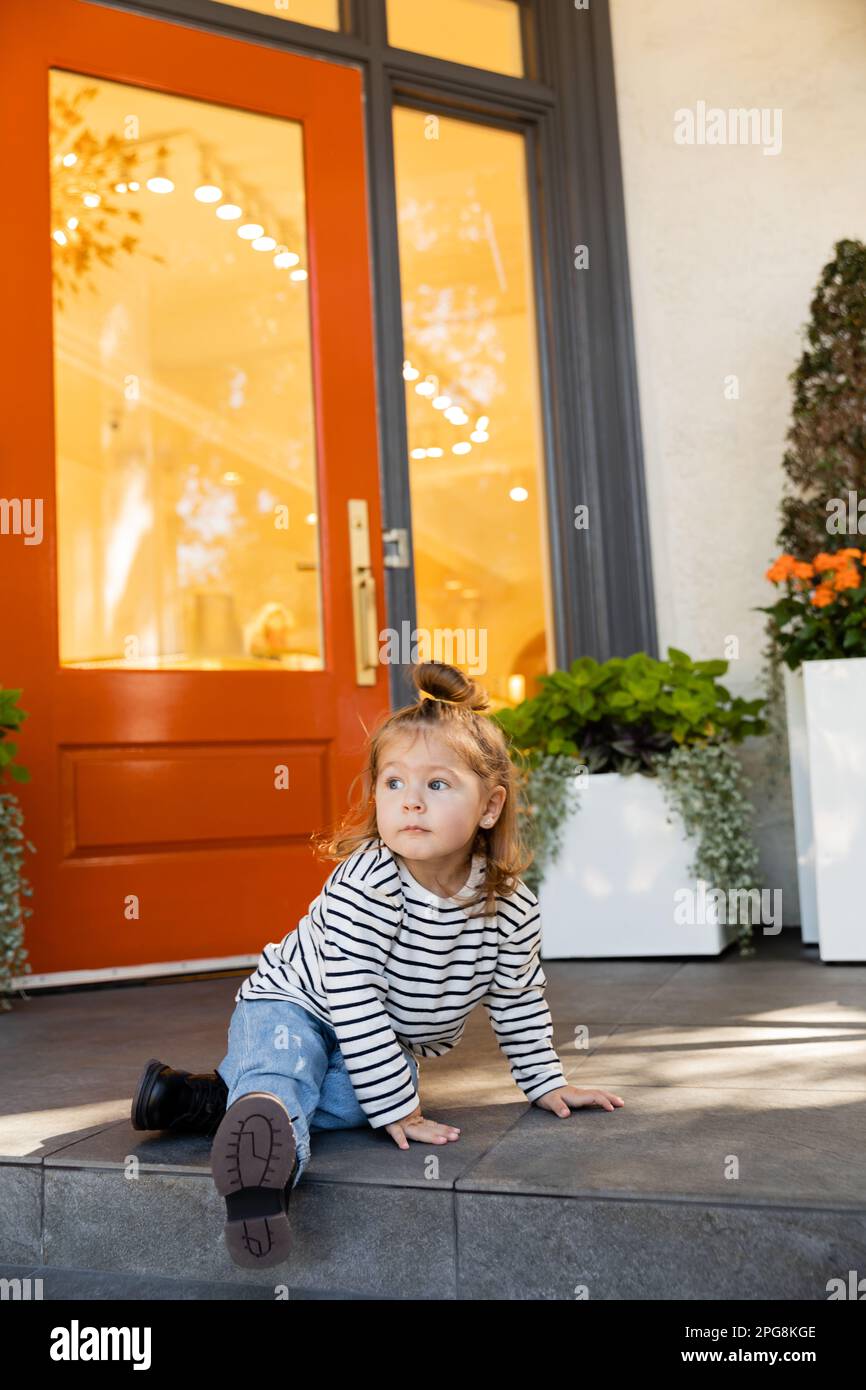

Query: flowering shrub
left=760, top=548, right=866, bottom=666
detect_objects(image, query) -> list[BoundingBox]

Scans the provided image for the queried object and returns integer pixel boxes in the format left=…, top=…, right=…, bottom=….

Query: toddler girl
left=134, top=659, right=623, bottom=1269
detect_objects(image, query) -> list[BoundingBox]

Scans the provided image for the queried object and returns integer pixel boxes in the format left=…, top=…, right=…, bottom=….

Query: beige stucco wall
left=608, top=0, right=866, bottom=920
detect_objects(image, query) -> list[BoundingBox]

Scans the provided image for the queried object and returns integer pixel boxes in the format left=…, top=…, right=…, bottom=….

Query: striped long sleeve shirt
left=235, top=838, right=568, bottom=1128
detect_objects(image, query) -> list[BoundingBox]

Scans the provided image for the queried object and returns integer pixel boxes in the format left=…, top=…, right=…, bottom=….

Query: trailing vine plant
left=652, top=743, right=761, bottom=957
left=0, top=796, right=35, bottom=1010
left=1, top=688, right=35, bottom=1010
left=512, top=751, right=583, bottom=899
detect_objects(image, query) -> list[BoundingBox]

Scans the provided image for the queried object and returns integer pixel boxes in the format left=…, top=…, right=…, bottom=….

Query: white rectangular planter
left=538, top=771, right=740, bottom=958
left=782, top=666, right=819, bottom=945
left=803, top=657, right=866, bottom=962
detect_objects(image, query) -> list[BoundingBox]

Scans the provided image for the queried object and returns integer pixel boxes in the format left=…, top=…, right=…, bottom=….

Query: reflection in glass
left=392, top=107, right=552, bottom=709
left=387, top=0, right=523, bottom=77
left=49, top=70, right=322, bottom=669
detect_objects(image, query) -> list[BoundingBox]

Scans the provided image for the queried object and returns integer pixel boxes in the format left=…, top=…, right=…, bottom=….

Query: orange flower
left=812, top=553, right=841, bottom=573
left=765, top=554, right=797, bottom=583
left=836, top=547, right=863, bottom=560
left=811, top=583, right=836, bottom=607
left=832, top=565, right=861, bottom=592
left=790, top=561, right=815, bottom=580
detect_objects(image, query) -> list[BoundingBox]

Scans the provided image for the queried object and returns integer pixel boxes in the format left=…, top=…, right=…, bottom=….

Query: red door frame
left=0, top=0, right=388, bottom=980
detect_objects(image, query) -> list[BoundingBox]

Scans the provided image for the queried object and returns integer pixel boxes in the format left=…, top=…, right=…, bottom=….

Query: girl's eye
left=383, top=777, right=447, bottom=790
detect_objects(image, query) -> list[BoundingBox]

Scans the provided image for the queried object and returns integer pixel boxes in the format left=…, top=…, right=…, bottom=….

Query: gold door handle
left=348, top=499, right=379, bottom=685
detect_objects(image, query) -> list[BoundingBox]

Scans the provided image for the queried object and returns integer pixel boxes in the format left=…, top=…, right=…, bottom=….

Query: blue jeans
left=216, top=998, right=420, bottom=1188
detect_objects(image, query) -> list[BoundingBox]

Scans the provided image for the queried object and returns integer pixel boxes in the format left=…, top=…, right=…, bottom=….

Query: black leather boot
left=131, top=1057, right=229, bottom=1137
left=210, top=1092, right=300, bottom=1268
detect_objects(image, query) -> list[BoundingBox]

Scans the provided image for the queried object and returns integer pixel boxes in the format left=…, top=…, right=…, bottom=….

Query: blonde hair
left=311, top=661, right=533, bottom=915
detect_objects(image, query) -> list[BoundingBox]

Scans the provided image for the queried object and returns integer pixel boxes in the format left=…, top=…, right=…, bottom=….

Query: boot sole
left=211, top=1092, right=298, bottom=1269
left=131, top=1057, right=168, bottom=1131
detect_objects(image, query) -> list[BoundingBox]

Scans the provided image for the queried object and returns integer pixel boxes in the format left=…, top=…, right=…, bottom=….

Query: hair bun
left=412, top=661, right=490, bottom=713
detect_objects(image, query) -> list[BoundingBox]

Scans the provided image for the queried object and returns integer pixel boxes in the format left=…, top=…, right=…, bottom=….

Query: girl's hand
left=385, top=1110, right=461, bottom=1148
left=534, top=1085, right=625, bottom=1117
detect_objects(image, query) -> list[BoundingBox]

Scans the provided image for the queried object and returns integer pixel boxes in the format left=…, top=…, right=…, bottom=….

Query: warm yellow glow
left=216, top=0, right=339, bottom=29
left=393, top=107, right=552, bottom=707
left=387, top=0, right=523, bottom=77
left=49, top=69, right=323, bottom=670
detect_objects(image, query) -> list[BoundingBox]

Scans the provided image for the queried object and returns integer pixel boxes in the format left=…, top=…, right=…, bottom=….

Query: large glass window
left=49, top=70, right=323, bottom=669
left=387, top=0, right=524, bottom=78
left=392, top=107, right=552, bottom=708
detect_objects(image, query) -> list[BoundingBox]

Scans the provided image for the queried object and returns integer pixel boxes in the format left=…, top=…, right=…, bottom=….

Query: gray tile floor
left=1, top=929, right=865, bottom=1299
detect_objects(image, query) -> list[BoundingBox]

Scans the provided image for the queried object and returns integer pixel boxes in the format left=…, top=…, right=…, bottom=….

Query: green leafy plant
left=494, top=649, right=767, bottom=773
left=0, top=688, right=35, bottom=1010
left=495, top=652, right=767, bottom=955
left=1, top=687, right=32, bottom=786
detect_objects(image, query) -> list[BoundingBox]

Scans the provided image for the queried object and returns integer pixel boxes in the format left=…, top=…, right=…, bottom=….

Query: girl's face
left=374, top=728, right=505, bottom=863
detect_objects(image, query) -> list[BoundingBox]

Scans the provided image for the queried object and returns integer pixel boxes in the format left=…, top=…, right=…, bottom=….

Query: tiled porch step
left=3, top=1090, right=866, bottom=1301
left=0, top=1264, right=384, bottom=1300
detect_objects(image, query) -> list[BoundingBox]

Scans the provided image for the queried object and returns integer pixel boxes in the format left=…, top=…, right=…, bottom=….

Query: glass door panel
left=392, top=106, right=552, bottom=708
left=49, top=70, right=322, bottom=670
left=387, top=0, right=524, bottom=77
left=217, top=0, right=340, bottom=28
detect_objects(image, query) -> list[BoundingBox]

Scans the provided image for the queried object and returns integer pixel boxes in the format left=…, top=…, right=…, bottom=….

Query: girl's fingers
left=594, top=1092, right=621, bottom=1110
left=390, top=1119, right=462, bottom=1145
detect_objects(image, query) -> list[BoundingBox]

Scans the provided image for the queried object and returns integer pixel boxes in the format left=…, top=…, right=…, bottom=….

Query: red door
left=0, top=0, right=388, bottom=981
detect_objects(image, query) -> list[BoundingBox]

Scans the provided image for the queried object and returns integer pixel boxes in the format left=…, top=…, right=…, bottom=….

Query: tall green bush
left=777, top=238, right=866, bottom=559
